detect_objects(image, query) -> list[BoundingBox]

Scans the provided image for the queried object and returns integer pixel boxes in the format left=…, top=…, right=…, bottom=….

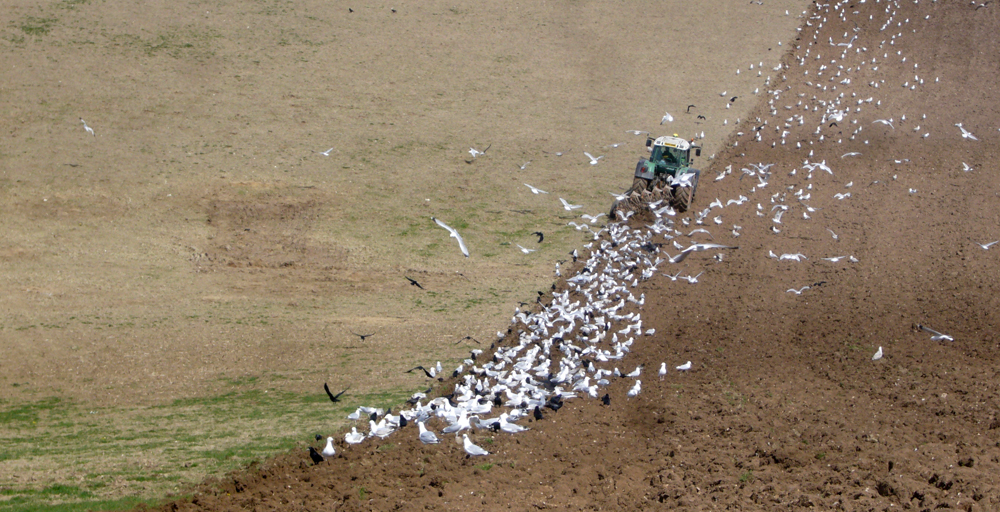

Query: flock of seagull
left=306, top=0, right=991, bottom=463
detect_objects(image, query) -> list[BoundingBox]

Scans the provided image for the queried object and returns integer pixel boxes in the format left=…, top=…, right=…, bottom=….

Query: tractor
left=610, top=134, right=702, bottom=218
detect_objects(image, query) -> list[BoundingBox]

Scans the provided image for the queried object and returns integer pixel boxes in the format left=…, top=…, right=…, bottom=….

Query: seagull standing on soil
left=676, top=361, right=692, bottom=371
left=462, top=434, right=489, bottom=456
left=627, top=380, right=642, bottom=397
left=322, top=437, right=336, bottom=457
left=658, top=363, right=667, bottom=380
left=431, top=217, right=470, bottom=257
left=417, top=421, right=440, bottom=444
left=871, top=346, right=883, bottom=361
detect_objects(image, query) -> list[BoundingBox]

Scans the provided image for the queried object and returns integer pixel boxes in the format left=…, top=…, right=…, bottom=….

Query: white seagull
left=524, top=183, right=548, bottom=194
left=462, top=434, right=489, bottom=456
left=584, top=152, right=604, bottom=165
left=627, top=380, right=642, bottom=397
left=322, top=437, right=336, bottom=457
left=559, top=198, right=584, bottom=211
left=918, top=324, right=953, bottom=342
left=973, top=240, right=998, bottom=250
left=658, top=363, right=667, bottom=379
left=660, top=112, right=674, bottom=124
left=787, top=286, right=810, bottom=295
left=344, top=427, right=365, bottom=445
left=676, top=361, right=692, bottom=371
left=318, top=147, right=334, bottom=156
left=582, top=213, right=606, bottom=223
left=468, top=144, right=491, bottom=158
left=80, top=118, right=95, bottom=136
left=871, top=346, right=883, bottom=361
left=417, top=421, right=440, bottom=444
left=516, top=244, right=536, bottom=254
left=956, top=123, right=978, bottom=141
left=431, top=217, right=470, bottom=257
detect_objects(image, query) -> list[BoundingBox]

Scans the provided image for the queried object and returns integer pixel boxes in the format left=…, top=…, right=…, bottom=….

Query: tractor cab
left=645, top=135, right=700, bottom=174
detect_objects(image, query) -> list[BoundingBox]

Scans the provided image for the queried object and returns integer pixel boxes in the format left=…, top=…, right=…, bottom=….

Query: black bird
left=532, top=231, right=544, bottom=243
left=399, top=414, right=408, bottom=428
left=348, top=7, right=353, bottom=12
left=545, top=395, right=563, bottom=412
left=601, top=393, right=611, bottom=406
left=729, top=96, right=738, bottom=103
left=315, top=434, right=323, bottom=442
left=533, top=405, right=544, bottom=421
left=455, top=335, right=481, bottom=345
left=686, top=104, right=696, bottom=113
left=405, top=276, right=424, bottom=290
left=350, top=331, right=376, bottom=341
left=697, top=115, right=707, bottom=120
left=308, top=446, right=325, bottom=464
left=406, top=366, right=435, bottom=379
left=369, top=411, right=378, bottom=422
left=829, top=122, right=838, bottom=128
left=324, top=383, right=349, bottom=403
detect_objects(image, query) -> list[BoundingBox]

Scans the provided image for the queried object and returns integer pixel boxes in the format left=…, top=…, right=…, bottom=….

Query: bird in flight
left=973, top=239, right=998, bottom=250
left=584, top=152, right=604, bottom=165
left=961, top=162, right=974, bottom=172
left=405, top=276, right=424, bottom=289
left=873, top=119, right=894, bottom=129
left=406, top=365, right=436, bottom=379
left=956, top=123, right=978, bottom=141
left=350, top=331, right=376, bottom=341
left=516, top=244, right=536, bottom=254
left=323, top=383, right=349, bottom=403
left=660, top=112, right=674, bottom=124
left=918, top=324, right=953, bottom=341
left=518, top=161, right=530, bottom=170
left=468, top=144, right=491, bottom=158
left=318, top=148, right=334, bottom=156
left=524, top=183, right=548, bottom=194
left=432, top=217, right=470, bottom=257
left=559, top=198, right=583, bottom=211
left=625, top=130, right=648, bottom=135
left=786, top=286, right=810, bottom=295
left=454, top=335, right=481, bottom=345
left=80, top=118, right=95, bottom=136
left=581, top=213, right=606, bottom=223
left=532, top=231, right=544, bottom=243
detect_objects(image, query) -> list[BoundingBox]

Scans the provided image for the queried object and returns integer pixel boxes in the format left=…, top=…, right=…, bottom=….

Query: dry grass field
left=0, top=0, right=808, bottom=509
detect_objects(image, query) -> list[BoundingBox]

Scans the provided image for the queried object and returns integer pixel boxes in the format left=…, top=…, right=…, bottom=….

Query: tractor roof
left=652, top=135, right=691, bottom=151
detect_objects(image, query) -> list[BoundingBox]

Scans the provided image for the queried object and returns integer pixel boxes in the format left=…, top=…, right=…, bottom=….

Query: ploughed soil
left=141, top=1, right=1000, bottom=511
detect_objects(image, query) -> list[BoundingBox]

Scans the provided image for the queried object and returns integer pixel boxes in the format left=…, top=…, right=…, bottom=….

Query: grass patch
left=19, top=17, right=57, bottom=36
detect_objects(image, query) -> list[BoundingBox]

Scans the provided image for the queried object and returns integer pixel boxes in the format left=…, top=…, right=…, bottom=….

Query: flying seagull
left=956, top=123, right=978, bottom=141
left=660, top=112, right=674, bottom=124
left=323, top=383, right=349, bottom=403
left=468, top=144, right=491, bottom=158
left=516, top=244, right=536, bottom=254
left=405, top=276, right=424, bottom=289
left=318, top=147, right=334, bottom=156
left=559, top=198, right=583, bottom=211
left=973, top=239, right=998, bottom=250
left=432, top=217, right=470, bottom=257
left=80, top=118, right=95, bottom=136
left=918, top=324, right=953, bottom=341
left=787, top=286, right=810, bottom=295
left=524, top=183, right=548, bottom=194
left=625, top=130, right=648, bottom=135
left=584, top=152, right=604, bottom=165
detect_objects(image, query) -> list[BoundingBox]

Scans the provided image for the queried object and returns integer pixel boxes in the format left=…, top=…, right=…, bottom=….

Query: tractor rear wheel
left=628, top=178, right=650, bottom=195
left=671, top=171, right=700, bottom=213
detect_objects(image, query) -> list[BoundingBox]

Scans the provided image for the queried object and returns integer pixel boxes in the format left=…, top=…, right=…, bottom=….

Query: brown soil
left=136, top=1, right=1000, bottom=511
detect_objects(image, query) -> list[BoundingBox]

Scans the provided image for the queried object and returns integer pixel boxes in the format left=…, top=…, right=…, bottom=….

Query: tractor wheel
left=671, top=171, right=700, bottom=213
left=628, top=178, right=650, bottom=195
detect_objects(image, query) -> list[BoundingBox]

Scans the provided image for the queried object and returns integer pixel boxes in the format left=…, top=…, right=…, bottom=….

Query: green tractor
left=610, top=135, right=702, bottom=218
